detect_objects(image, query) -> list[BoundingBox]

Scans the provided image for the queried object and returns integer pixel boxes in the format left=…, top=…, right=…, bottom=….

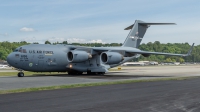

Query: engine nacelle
left=101, top=52, right=123, bottom=64
left=67, top=51, right=92, bottom=63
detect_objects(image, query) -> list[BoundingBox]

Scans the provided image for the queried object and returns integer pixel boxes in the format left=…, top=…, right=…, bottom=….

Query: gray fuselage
left=7, top=44, right=140, bottom=73
left=7, top=44, right=70, bottom=72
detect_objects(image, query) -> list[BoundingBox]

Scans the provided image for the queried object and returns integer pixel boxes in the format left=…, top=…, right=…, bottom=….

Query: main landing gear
left=87, top=71, right=105, bottom=75
left=68, top=71, right=105, bottom=75
left=17, top=72, right=24, bottom=77
left=68, top=71, right=83, bottom=75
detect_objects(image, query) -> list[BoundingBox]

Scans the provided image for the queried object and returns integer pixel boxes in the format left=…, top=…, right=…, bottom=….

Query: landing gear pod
left=67, top=51, right=92, bottom=63
left=101, top=52, right=124, bottom=64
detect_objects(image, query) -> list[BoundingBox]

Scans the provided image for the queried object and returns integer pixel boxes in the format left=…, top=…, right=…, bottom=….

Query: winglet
left=183, top=43, right=194, bottom=56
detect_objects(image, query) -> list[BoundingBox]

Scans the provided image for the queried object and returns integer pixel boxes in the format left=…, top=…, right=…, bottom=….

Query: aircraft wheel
left=78, top=72, right=83, bottom=75
left=96, top=72, right=103, bottom=75
left=95, top=72, right=99, bottom=75
left=100, top=72, right=105, bottom=75
left=87, top=71, right=92, bottom=75
left=75, top=72, right=79, bottom=75
left=18, top=72, right=24, bottom=77
left=68, top=72, right=72, bottom=75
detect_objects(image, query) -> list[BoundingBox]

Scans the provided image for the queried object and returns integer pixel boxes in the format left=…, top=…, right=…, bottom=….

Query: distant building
left=121, top=61, right=158, bottom=66
left=149, top=61, right=158, bottom=65
left=173, top=62, right=180, bottom=65
left=0, top=64, right=8, bottom=69
left=121, top=62, right=145, bottom=66
left=0, top=60, right=7, bottom=65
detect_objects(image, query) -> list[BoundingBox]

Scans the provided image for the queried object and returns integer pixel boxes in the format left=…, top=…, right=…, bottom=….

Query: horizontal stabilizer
left=124, top=23, right=176, bottom=30
left=124, top=24, right=134, bottom=30
left=139, top=23, right=176, bottom=25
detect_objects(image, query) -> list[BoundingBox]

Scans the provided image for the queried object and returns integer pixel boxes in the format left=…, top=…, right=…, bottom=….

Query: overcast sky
left=0, top=0, right=199, bottom=44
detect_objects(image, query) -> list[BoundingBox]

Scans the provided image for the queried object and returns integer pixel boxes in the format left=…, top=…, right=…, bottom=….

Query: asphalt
left=0, top=77, right=200, bottom=112
left=1, top=65, right=200, bottom=90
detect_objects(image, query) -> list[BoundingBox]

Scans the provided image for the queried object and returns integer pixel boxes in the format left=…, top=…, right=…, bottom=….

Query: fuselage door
left=19, top=48, right=29, bottom=69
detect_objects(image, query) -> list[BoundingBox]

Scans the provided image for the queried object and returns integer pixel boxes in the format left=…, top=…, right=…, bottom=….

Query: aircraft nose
left=7, top=53, right=13, bottom=66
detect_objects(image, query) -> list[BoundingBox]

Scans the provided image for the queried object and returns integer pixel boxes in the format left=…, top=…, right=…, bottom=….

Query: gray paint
left=122, top=20, right=146, bottom=48
left=6, top=20, right=194, bottom=74
left=122, top=20, right=176, bottom=48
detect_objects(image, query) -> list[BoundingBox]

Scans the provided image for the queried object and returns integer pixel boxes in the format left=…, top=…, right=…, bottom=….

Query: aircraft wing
left=126, top=43, right=194, bottom=57
left=70, top=43, right=194, bottom=57
left=91, top=43, right=194, bottom=57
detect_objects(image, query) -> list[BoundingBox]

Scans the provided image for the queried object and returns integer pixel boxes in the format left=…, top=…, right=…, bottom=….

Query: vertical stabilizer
left=122, top=20, right=175, bottom=48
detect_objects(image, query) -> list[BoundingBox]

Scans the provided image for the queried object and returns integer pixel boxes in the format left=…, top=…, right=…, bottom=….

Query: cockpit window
left=14, top=49, right=19, bottom=52
left=13, top=48, right=26, bottom=53
left=22, top=49, right=27, bottom=53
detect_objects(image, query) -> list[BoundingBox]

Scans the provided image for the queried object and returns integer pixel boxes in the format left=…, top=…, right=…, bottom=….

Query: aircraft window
left=14, top=49, right=19, bottom=52
left=23, top=49, right=27, bottom=53
left=18, top=47, right=23, bottom=53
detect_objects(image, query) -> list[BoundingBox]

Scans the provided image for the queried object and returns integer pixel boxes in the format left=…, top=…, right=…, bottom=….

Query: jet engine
left=67, top=51, right=92, bottom=63
left=101, top=52, right=124, bottom=64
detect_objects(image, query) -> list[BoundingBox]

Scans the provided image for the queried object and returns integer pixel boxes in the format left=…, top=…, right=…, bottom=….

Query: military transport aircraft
left=7, top=20, right=194, bottom=77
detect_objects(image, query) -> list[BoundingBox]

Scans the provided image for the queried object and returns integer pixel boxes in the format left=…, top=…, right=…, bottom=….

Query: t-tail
left=122, top=20, right=176, bottom=48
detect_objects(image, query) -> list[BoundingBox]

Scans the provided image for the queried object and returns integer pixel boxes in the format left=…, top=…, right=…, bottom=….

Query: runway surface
left=1, top=77, right=200, bottom=112
left=1, top=65, right=200, bottom=90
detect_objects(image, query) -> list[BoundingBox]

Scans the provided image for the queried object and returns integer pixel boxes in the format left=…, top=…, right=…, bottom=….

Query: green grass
left=0, top=76, right=199, bottom=94
left=0, top=69, right=119, bottom=76
left=0, top=64, right=199, bottom=76
left=0, top=71, right=68, bottom=76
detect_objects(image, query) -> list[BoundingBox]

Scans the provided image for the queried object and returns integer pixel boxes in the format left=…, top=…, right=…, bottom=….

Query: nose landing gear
left=18, top=72, right=24, bottom=77
left=17, top=72, right=24, bottom=77
left=17, top=69, right=24, bottom=77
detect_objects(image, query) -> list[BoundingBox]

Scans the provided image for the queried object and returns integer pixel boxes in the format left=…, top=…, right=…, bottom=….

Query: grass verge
left=0, top=71, right=67, bottom=76
left=0, top=76, right=199, bottom=94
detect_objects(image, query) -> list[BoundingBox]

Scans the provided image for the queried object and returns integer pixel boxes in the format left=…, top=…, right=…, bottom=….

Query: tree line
left=0, top=40, right=198, bottom=63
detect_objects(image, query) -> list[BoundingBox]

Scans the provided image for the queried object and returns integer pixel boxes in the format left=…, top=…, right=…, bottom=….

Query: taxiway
left=0, top=65, right=200, bottom=90
left=0, top=77, right=200, bottom=112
